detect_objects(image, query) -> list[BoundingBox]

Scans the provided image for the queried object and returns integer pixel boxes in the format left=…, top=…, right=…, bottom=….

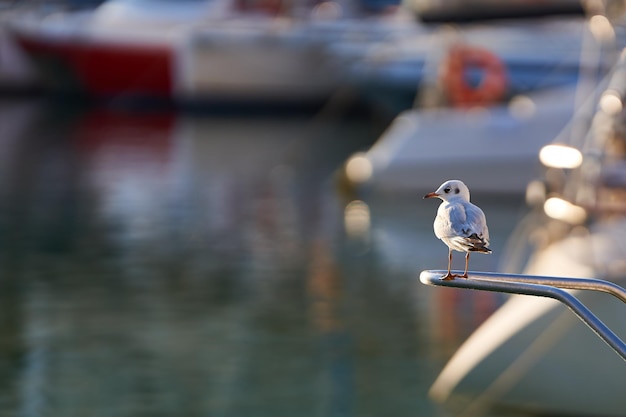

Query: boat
left=428, top=224, right=626, bottom=416
left=347, top=14, right=618, bottom=113
left=179, top=19, right=344, bottom=104
left=6, top=0, right=421, bottom=105
left=425, top=28, right=626, bottom=417
left=344, top=84, right=578, bottom=196
left=7, top=0, right=597, bottom=111
left=343, top=6, right=626, bottom=194
left=6, top=0, right=225, bottom=100
left=181, top=13, right=422, bottom=105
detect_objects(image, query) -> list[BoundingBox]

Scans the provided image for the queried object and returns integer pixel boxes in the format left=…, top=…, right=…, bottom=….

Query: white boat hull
left=429, top=219, right=626, bottom=416
left=360, top=86, right=577, bottom=195
left=177, top=25, right=344, bottom=102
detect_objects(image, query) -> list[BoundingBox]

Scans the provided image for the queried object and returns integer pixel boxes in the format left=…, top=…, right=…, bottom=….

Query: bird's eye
left=455, top=188, right=460, bottom=194
left=444, top=187, right=451, bottom=193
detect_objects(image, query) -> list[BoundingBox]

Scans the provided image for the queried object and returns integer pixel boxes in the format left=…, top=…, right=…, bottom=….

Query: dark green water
left=0, top=99, right=525, bottom=417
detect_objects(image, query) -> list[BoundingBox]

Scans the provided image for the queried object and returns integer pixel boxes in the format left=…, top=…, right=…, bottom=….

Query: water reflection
left=0, top=100, right=523, bottom=416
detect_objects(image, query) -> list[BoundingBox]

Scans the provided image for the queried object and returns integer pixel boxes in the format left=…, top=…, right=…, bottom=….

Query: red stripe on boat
left=16, top=35, right=173, bottom=97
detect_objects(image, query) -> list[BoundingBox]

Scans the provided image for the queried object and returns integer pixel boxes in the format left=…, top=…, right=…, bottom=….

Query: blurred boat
left=7, top=0, right=223, bottom=100
left=6, top=0, right=599, bottom=111
left=426, top=38, right=626, bottom=417
left=178, top=13, right=421, bottom=104
left=428, top=222, right=626, bottom=417
left=344, top=8, right=626, bottom=194
left=347, top=15, right=616, bottom=113
left=179, top=19, right=343, bottom=104
left=6, top=0, right=421, bottom=105
left=346, top=85, right=577, bottom=195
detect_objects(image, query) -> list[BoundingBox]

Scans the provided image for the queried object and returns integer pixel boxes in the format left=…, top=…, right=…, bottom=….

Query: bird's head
left=423, top=179, right=471, bottom=202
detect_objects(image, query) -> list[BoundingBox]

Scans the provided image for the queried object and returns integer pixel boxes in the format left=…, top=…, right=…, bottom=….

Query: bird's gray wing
left=464, top=202, right=490, bottom=244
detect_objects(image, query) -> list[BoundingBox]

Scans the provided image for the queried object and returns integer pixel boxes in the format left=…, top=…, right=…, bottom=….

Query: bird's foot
left=459, top=273, right=469, bottom=279
left=441, top=272, right=458, bottom=280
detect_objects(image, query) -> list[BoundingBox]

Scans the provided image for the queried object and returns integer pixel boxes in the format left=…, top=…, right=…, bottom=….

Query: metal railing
left=419, top=270, right=626, bottom=361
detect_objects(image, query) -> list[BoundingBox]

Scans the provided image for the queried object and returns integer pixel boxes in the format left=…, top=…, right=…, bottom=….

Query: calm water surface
left=0, top=99, right=527, bottom=416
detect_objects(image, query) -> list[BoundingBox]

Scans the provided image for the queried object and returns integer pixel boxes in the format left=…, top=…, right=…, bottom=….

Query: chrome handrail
left=419, top=270, right=626, bottom=361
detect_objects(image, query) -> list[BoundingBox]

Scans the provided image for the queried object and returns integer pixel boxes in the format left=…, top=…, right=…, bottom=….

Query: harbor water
left=0, top=98, right=528, bottom=416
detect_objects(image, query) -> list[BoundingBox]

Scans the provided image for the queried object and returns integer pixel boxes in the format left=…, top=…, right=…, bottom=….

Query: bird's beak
left=423, top=192, right=439, bottom=199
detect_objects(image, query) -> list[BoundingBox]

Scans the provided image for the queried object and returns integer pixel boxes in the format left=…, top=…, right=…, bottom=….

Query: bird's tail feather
left=466, top=233, right=492, bottom=253
left=470, top=246, right=492, bottom=254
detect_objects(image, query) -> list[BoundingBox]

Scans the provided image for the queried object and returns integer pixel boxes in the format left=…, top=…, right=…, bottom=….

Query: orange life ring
left=441, top=45, right=508, bottom=107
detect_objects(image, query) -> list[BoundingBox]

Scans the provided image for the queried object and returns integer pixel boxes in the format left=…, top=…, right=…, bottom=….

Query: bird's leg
left=460, top=252, right=470, bottom=278
left=442, top=249, right=456, bottom=280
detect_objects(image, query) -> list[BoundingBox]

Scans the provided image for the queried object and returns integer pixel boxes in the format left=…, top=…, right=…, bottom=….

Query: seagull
left=424, top=180, right=491, bottom=280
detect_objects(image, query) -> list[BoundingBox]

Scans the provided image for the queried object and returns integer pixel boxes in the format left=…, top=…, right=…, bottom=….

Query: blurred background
left=0, top=0, right=625, bottom=416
